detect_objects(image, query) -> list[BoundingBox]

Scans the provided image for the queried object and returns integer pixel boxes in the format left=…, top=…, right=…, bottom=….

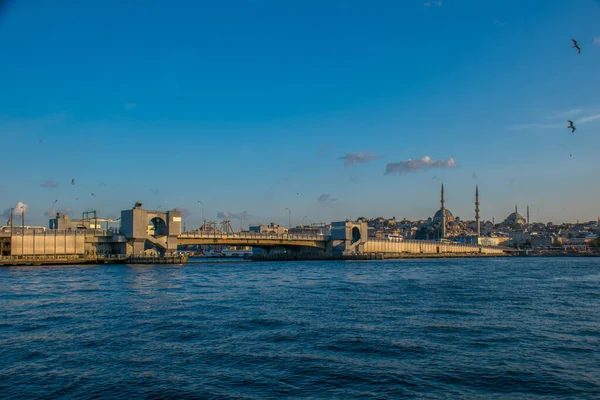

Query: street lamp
left=91, top=193, right=98, bottom=234
left=197, top=201, right=204, bottom=230
left=302, top=216, right=308, bottom=226
left=239, top=211, right=247, bottom=232
left=285, top=207, right=291, bottom=230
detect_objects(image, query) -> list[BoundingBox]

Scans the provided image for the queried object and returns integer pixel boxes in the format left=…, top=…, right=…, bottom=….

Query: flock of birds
left=42, top=38, right=592, bottom=202
left=568, top=39, right=581, bottom=134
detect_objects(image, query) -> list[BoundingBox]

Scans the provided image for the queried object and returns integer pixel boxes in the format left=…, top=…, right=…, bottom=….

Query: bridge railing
left=0, top=229, right=122, bottom=237
left=367, top=238, right=512, bottom=251
left=179, top=231, right=330, bottom=241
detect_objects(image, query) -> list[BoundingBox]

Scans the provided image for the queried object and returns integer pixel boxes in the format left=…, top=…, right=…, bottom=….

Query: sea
left=1, top=257, right=599, bottom=399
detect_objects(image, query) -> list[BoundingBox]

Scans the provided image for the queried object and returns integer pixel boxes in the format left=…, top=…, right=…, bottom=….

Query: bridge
left=1, top=205, right=511, bottom=261
left=177, top=231, right=329, bottom=251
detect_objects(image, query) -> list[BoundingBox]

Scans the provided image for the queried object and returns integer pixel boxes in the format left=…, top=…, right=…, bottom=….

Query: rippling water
left=1, top=258, right=599, bottom=398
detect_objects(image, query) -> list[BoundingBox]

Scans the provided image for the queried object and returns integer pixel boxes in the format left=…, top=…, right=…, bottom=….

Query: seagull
left=71, top=179, right=75, bottom=185
left=571, top=39, right=580, bottom=54
left=567, top=120, right=576, bottom=133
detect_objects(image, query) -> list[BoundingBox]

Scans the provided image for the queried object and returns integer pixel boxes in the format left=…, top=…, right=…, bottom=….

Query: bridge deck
left=177, top=232, right=330, bottom=250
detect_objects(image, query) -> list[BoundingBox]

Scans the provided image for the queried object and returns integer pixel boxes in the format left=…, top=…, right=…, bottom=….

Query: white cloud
left=385, top=156, right=457, bottom=175
left=424, top=0, right=443, bottom=7
left=2, top=201, right=29, bottom=218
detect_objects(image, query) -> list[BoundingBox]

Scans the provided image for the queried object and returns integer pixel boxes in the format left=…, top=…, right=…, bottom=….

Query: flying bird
left=567, top=120, right=576, bottom=133
left=571, top=39, right=580, bottom=54
left=71, top=179, right=75, bottom=185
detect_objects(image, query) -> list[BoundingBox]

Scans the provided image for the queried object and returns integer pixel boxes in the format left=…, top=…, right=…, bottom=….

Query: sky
left=1, top=0, right=600, bottom=227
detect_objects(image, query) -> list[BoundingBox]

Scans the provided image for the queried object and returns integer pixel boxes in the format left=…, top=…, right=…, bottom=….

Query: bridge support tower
left=120, top=203, right=182, bottom=256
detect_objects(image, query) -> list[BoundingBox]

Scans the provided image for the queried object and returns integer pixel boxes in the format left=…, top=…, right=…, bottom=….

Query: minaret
left=515, top=204, right=518, bottom=215
left=440, top=183, right=446, bottom=239
left=527, top=205, right=530, bottom=225
left=475, top=185, right=480, bottom=237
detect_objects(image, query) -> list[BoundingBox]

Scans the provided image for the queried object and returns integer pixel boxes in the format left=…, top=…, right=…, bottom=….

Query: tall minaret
left=475, top=185, right=480, bottom=237
left=527, top=205, right=530, bottom=225
left=515, top=204, right=518, bottom=215
left=440, top=183, right=446, bottom=239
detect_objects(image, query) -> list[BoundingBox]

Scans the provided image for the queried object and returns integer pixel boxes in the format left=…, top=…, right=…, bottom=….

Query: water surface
left=1, top=258, right=599, bottom=398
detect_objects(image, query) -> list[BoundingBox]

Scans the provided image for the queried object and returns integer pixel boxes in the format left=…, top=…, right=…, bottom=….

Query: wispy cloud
left=317, top=193, right=339, bottom=203
left=513, top=109, right=600, bottom=130
left=545, top=109, right=584, bottom=119
left=316, top=144, right=334, bottom=157
left=175, top=207, right=192, bottom=218
left=424, top=0, right=443, bottom=7
left=493, top=20, right=505, bottom=26
left=217, top=211, right=248, bottom=220
left=318, top=193, right=331, bottom=203
left=385, top=156, right=457, bottom=175
left=149, top=188, right=160, bottom=195
left=2, top=201, right=29, bottom=218
left=509, top=123, right=564, bottom=130
left=45, top=206, right=72, bottom=217
left=124, top=103, right=136, bottom=110
left=40, top=180, right=60, bottom=189
left=594, top=37, right=600, bottom=46
left=339, top=152, right=380, bottom=166
left=579, top=113, right=600, bottom=123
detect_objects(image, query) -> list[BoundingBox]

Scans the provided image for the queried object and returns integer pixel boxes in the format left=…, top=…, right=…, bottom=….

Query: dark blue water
left=1, top=258, right=599, bottom=399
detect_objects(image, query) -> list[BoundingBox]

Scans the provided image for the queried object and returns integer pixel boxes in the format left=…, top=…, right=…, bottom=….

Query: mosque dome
left=433, top=208, right=455, bottom=223
left=503, top=208, right=526, bottom=226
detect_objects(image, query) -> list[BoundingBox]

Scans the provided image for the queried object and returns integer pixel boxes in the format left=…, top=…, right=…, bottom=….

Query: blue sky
left=1, top=0, right=600, bottom=227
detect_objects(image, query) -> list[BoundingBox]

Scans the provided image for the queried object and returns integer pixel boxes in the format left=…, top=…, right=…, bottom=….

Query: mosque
left=502, top=205, right=528, bottom=227
left=431, top=183, right=528, bottom=239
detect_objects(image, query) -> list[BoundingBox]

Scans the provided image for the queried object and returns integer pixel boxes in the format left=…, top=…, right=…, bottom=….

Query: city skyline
left=1, top=0, right=600, bottom=226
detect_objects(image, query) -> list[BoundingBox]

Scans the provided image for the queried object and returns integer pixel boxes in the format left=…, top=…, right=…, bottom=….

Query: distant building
left=289, top=223, right=330, bottom=235
left=249, top=223, right=288, bottom=234
left=530, top=236, right=553, bottom=248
